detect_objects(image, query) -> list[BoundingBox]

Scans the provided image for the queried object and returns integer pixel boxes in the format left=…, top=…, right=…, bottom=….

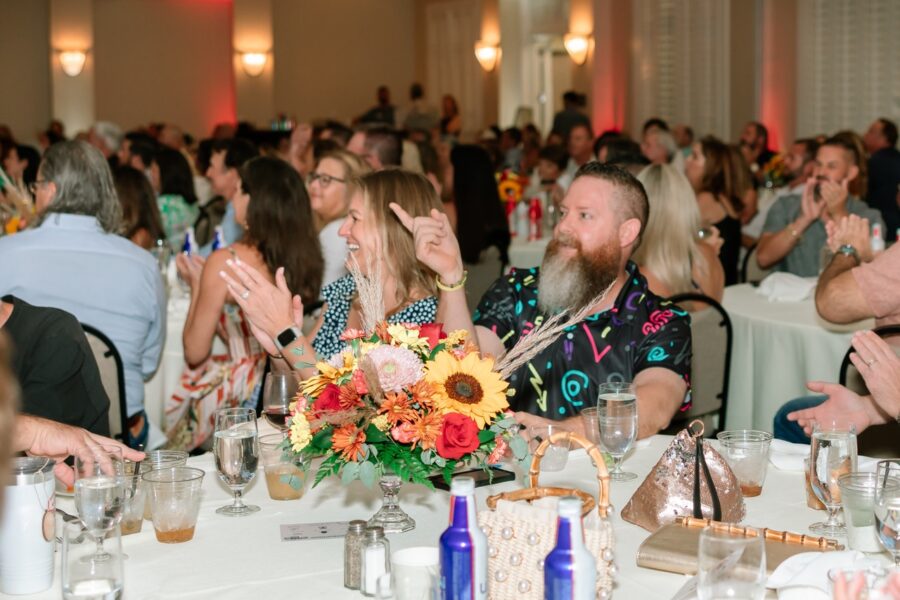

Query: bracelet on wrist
left=435, top=270, right=468, bottom=292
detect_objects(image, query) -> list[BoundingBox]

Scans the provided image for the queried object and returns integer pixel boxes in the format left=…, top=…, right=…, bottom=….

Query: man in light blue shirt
left=0, top=141, right=165, bottom=448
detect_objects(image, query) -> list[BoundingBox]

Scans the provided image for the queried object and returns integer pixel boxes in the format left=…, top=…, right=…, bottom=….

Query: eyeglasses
left=27, top=180, right=50, bottom=195
left=307, top=172, right=346, bottom=188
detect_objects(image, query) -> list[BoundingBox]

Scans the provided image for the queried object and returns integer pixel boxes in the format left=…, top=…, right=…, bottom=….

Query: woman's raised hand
left=390, top=203, right=465, bottom=284
left=219, top=259, right=303, bottom=352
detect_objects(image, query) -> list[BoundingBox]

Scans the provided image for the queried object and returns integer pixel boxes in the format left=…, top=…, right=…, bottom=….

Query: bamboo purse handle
left=486, top=430, right=611, bottom=518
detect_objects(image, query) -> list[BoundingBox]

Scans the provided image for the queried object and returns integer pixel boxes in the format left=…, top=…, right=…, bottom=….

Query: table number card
left=280, top=521, right=350, bottom=541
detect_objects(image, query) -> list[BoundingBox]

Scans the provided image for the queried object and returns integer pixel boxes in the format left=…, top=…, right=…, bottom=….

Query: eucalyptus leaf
left=433, top=455, right=446, bottom=468
left=420, top=449, right=434, bottom=465
left=509, top=436, right=528, bottom=460
left=359, top=461, right=376, bottom=487
left=341, top=461, right=360, bottom=484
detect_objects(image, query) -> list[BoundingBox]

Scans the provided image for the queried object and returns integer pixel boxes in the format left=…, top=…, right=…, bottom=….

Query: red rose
left=313, top=384, right=342, bottom=414
left=418, top=322, right=446, bottom=350
left=436, top=413, right=480, bottom=460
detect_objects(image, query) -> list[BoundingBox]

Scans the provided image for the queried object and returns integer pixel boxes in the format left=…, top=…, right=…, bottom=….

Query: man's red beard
left=538, top=233, right=621, bottom=313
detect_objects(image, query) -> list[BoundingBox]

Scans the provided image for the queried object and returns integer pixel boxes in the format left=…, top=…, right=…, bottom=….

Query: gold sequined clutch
left=621, top=420, right=745, bottom=531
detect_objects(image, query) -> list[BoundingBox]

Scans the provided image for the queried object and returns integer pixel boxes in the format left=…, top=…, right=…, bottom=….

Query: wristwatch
left=837, top=244, right=860, bottom=265
left=274, top=326, right=302, bottom=352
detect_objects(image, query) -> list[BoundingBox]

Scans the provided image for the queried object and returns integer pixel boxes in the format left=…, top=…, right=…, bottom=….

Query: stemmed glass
left=262, top=373, right=298, bottom=436
left=874, top=459, right=900, bottom=567
left=808, top=419, right=857, bottom=536
left=596, top=382, right=638, bottom=481
left=73, top=445, right=125, bottom=562
left=213, top=407, right=260, bottom=516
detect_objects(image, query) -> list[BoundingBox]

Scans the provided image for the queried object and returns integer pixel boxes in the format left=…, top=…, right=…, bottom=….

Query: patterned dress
left=312, top=275, right=438, bottom=360
left=157, top=194, right=199, bottom=253
left=164, top=302, right=266, bottom=451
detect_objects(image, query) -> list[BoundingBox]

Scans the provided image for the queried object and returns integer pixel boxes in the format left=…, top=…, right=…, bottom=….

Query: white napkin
left=768, top=438, right=881, bottom=472
left=768, top=439, right=810, bottom=471
left=756, top=272, right=818, bottom=302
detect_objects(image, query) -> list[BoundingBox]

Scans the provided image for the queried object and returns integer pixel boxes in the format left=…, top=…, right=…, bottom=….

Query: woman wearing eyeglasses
left=307, top=150, right=371, bottom=287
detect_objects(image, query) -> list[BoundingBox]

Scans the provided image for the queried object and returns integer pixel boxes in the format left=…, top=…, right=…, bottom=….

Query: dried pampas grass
left=495, top=280, right=617, bottom=379
left=347, top=252, right=384, bottom=334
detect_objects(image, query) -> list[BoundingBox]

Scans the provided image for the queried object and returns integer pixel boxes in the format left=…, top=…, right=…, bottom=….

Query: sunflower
left=425, top=351, right=509, bottom=428
left=331, top=423, right=367, bottom=462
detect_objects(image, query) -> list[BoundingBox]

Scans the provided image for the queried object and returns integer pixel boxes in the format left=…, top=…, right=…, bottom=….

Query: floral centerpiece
left=760, top=153, right=789, bottom=189
left=287, top=322, right=528, bottom=493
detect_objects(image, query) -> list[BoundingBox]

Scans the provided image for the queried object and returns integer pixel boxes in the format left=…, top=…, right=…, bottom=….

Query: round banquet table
left=508, top=237, right=549, bottom=269
left=3, top=428, right=878, bottom=600
left=721, top=284, right=874, bottom=433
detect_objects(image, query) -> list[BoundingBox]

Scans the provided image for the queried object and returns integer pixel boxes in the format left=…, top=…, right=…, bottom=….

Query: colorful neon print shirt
left=473, top=262, right=692, bottom=418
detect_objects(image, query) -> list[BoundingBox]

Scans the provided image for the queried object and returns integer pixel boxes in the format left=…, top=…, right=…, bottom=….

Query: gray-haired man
left=0, top=141, right=165, bottom=448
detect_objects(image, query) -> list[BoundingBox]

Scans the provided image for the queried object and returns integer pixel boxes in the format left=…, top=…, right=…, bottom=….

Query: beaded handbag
left=477, top=431, right=615, bottom=600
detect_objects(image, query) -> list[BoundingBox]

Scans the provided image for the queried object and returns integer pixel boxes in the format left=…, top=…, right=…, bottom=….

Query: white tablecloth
left=722, top=284, right=874, bottom=432
left=508, top=238, right=549, bottom=269
left=6, top=431, right=883, bottom=600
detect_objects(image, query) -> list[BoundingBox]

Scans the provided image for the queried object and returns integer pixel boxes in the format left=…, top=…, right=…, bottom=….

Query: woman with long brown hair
left=221, top=169, right=442, bottom=377
left=166, top=156, right=323, bottom=450
left=686, top=136, right=744, bottom=285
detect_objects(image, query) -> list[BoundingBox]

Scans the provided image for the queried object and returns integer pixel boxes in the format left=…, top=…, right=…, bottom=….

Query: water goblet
left=808, top=419, right=857, bottom=536
left=73, top=445, right=125, bottom=562
left=262, top=373, right=298, bottom=435
left=596, top=382, right=638, bottom=481
left=874, top=459, right=900, bottom=568
left=213, top=407, right=260, bottom=516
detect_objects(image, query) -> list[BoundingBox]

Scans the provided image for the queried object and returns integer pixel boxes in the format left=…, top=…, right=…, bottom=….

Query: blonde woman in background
left=307, top=150, right=371, bottom=288
left=634, top=164, right=725, bottom=302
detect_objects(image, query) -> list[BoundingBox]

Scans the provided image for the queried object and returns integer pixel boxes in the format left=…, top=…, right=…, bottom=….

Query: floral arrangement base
left=367, top=474, right=416, bottom=533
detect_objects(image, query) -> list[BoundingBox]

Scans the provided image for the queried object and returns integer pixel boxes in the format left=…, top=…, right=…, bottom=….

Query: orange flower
left=338, top=384, right=362, bottom=410
left=331, top=424, right=366, bottom=462
left=374, top=321, right=392, bottom=343
left=409, top=410, right=444, bottom=451
left=378, top=392, right=417, bottom=425
left=409, top=380, right=438, bottom=410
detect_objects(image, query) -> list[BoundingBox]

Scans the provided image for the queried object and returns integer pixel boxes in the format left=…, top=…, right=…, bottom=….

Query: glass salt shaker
left=360, top=526, right=390, bottom=597
left=344, top=520, right=367, bottom=590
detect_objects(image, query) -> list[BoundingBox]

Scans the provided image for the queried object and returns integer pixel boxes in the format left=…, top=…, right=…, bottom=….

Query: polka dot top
left=311, top=274, right=439, bottom=359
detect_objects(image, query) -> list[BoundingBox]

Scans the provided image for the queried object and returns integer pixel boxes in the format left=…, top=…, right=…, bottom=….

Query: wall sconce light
left=563, top=33, right=591, bottom=66
left=58, top=50, right=87, bottom=77
left=474, top=41, right=501, bottom=72
left=240, top=52, right=268, bottom=77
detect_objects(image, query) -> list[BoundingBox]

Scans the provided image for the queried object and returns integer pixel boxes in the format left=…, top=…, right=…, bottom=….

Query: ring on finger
left=240, top=289, right=250, bottom=300
left=866, top=358, right=877, bottom=367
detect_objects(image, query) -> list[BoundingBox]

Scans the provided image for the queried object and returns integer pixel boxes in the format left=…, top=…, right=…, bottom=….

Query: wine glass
left=73, top=445, right=125, bottom=561
left=875, top=459, right=900, bottom=568
left=213, top=407, right=260, bottom=516
left=808, top=419, right=857, bottom=536
left=596, top=382, right=638, bottom=481
left=263, top=373, right=298, bottom=435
